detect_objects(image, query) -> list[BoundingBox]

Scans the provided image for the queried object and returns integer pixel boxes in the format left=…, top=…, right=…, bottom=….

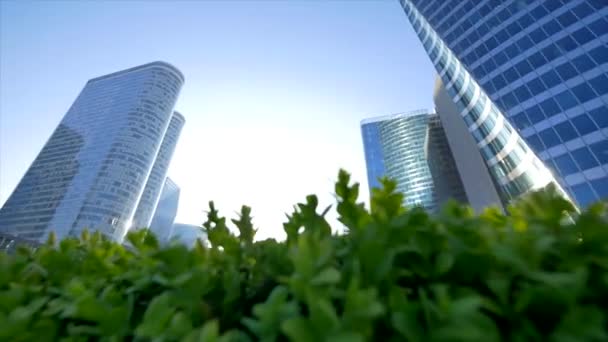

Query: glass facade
left=0, top=62, right=184, bottom=242
left=399, top=0, right=585, bottom=206
left=131, top=111, right=184, bottom=229
left=148, top=177, right=180, bottom=244
left=400, top=0, right=608, bottom=207
left=171, top=223, right=207, bottom=248
left=0, top=232, right=41, bottom=253
left=361, top=110, right=468, bottom=213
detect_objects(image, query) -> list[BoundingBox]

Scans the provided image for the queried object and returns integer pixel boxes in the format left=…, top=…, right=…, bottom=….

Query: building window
left=542, top=19, right=562, bottom=35
left=527, top=134, right=545, bottom=152
left=589, top=45, right=608, bottom=65
left=540, top=69, right=561, bottom=89
left=555, top=62, right=578, bottom=82
left=572, top=27, right=596, bottom=46
left=554, top=90, right=578, bottom=112
left=538, top=98, right=561, bottom=118
left=570, top=182, right=598, bottom=207
left=527, top=78, right=546, bottom=96
left=589, top=140, right=608, bottom=164
left=572, top=2, right=594, bottom=19
left=572, top=114, right=598, bottom=136
left=590, top=177, right=608, bottom=198
left=571, top=147, right=599, bottom=170
left=588, top=106, right=608, bottom=129
left=557, top=11, right=578, bottom=28
left=554, top=153, right=580, bottom=176
left=571, top=54, right=596, bottom=74
left=588, top=74, right=608, bottom=95
left=588, top=17, right=608, bottom=37
left=539, top=128, right=562, bottom=149
left=571, top=82, right=597, bottom=104
left=554, top=120, right=579, bottom=142
left=512, top=112, right=532, bottom=130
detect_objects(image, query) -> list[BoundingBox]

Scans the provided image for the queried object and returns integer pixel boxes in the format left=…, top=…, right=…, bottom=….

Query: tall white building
left=0, top=62, right=184, bottom=242
left=131, top=112, right=184, bottom=230
left=148, top=177, right=180, bottom=243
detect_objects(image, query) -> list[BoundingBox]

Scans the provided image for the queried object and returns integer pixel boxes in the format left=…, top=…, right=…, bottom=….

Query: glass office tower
left=131, top=111, right=184, bottom=230
left=399, top=0, right=607, bottom=207
left=361, top=110, right=468, bottom=213
left=148, top=177, right=180, bottom=243
left=171, top=223, right=207, bottom=248
left=0, top=62, right=184, bottom=242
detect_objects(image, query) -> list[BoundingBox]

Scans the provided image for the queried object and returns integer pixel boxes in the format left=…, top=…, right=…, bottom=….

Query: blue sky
left=0, top=0, right=435, bottom=239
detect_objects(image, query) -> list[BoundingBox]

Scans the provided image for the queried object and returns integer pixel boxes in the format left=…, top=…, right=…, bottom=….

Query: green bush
left=1, top=170, right=607, bottom=341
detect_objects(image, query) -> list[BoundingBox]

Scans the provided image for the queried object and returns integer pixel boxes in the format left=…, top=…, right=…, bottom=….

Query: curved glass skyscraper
left=0, top=62, right=184, bottom=242
left=362, top=110, right=468, bottom=213
left=131, top=111, right=185, bottom=230
left=149, top=177, right=180, bottom=244
left=400, top=0, right=607, bottom=207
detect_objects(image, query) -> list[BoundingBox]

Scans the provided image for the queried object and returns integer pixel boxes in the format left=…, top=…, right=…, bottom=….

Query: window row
left=569, top=176, right=608, bottom=207
left=485, top=44, right=607, bottom=102
left=543, top=140, right=608, bottom=179
left=416, top=0, right=442, bottom=19
left=480, top=27, right=605, bottom=90
left=524, top=111, right=606, bottom=155
left=423, top=0, right=476, bottom=36
left=458, top=2, right=601, bottom=73
left=511, top=74, right=607, bottom=130
left=450, top=0, right=545, bottom=55
left=498, top=72, right=608, bottom=124
left=518, top=106, right=608, bottom=149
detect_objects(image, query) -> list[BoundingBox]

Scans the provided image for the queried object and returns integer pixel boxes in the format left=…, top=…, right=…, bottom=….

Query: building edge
left=87, top=61, right=185, bottom=85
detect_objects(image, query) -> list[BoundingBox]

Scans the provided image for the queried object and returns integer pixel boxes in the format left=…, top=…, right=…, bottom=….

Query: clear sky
left=0, top=0, right=435, bottom=240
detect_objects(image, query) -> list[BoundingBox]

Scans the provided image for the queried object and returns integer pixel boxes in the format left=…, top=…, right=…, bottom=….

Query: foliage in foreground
left=1, top=170, right=608, bottom=341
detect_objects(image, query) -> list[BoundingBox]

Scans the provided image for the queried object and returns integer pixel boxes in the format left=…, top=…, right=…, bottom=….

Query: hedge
left=1, top=170, right=607, bottom=341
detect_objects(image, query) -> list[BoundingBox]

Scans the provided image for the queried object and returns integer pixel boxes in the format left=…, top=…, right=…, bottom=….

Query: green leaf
left=135, top=292, right=175, bottom=338
left=392, top=310, right=425, bottom=342
left=232, top=206, right=257, bottom=245
left=435, top=252, right=454, bottom=275
left=281, top=318, right=316, bottom=342
left=327, top=331, right=365, bottom=342
left=310, top=267, right=341, bottom=286
left=309, top=298, right=340, bottom=332
left=551, top=308, right=607, bottom=342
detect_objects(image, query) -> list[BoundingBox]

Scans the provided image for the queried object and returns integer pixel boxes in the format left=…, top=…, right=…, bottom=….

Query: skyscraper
left=399, top=0, right=607, bottom=207
left=171, top=223, right=207, bottom=248
left=361, top=110, right=468, bottom=213
left=131, top=111, right=185, bottom=230
left=148, top=177, right=180, bottom=243
left=0, top=62, right=184, bottom=242
left=434, top=76, right=504, bottom=212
